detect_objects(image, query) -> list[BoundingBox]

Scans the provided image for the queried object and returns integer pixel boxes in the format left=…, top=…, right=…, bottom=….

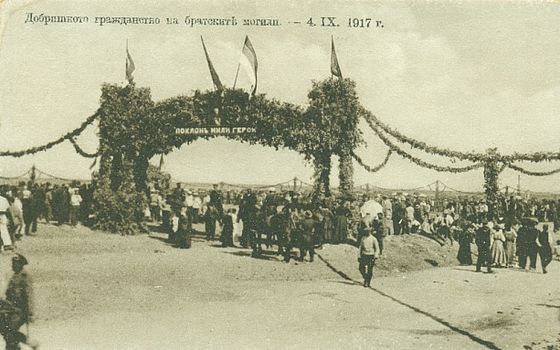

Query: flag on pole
left=126, top=42, right=136, bottom=84
left=201, top=36, right=224, bottom=92
left=330, top=36, right=342, bottom=78
left=240, top=35, right=258, bottom=96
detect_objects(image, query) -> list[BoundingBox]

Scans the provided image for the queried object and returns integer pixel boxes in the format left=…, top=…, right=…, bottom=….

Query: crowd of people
left=0, top=182, right=93, bottom=251
left=1, top=180, right=558, bottom=282
left=150, top=184, right=559, bottom=287
left=0, top=180, right=556, bottom=349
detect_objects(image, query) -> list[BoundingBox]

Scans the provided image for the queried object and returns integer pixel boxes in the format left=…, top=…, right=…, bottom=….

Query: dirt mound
left=318, top=234, right=462, bottom=281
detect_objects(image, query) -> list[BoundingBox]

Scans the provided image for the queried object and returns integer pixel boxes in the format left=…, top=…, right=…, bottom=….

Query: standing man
left=204, top=205, right=219, bottom=241
left=516, top=219, right=529, bottom=269
left=358, top=225, right=380, bottom=287
left=537, top=224, right=553, bottom=274
left=525, top=218, right=539, bottom=271
left=382, top=195, right=394, bottom=236
left=44, top=185, right=53, bottom=223
left=69, top=188, right=82, bottom=227
left=209, top=184, right=224, bottom=219
left=299, top=210, right=316, bottom=262
left=184, top=190, right=195, bottom=222
left=0, top=254, right=37, bottom=350
left=392, top=197, right=403, bottom=235
left=475, top=220, right=493, bottom=273
left=21, top=185, right=34, bottom=236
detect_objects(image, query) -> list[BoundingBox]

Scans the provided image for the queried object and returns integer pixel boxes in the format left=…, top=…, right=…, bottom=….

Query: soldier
left=0, top=254, right=36, bottom=350
left=475, top=220, right=493, bottom=273
left=238, top=191, right=256, bottom=248
left=525, top=218, right=540, bottom=271
left=204, top=205, right=219, bottom=241
left=209, top=184, right=223, bottom=219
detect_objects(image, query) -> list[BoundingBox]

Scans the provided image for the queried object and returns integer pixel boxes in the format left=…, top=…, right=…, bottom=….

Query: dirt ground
left=0, top=223, right=558, bottom=349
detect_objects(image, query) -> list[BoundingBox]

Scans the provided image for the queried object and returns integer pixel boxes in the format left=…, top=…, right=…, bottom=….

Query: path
left=1, top=224, right=558, bottom=349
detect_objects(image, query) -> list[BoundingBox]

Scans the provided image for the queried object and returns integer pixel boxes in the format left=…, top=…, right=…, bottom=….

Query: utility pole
left=293, top=177, right=297, bottom=192
left=30, top=164, right=36, bottom=185
left=517, top=175, right=521, bottom=195
left=435, top=180, right=440, bottom=210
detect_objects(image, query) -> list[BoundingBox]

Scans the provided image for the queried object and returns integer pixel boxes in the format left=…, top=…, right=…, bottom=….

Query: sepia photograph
left=0, top=0, right=559, bottom=348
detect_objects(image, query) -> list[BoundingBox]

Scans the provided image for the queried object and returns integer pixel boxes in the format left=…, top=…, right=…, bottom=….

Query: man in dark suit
left=209, top=184, right=223, bottom=218
left=299, top=211, right=316, bottom=262
left=525, top=218, right=539, bottom=271
left=475, top=220, right=493, bottom=273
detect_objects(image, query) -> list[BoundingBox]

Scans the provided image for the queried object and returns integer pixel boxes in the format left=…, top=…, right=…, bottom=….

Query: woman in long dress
left=504, top=223, right=517, bottom=268
left=491, top=224, right=507, bottom=267
left=0, top=194, right=13, bottom=250
left=457, top=223, right=474, bottom=265
left=333, top=201, right=351, bottom=244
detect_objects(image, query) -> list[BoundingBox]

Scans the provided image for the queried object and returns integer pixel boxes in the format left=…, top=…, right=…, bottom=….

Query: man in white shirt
left=69, top=189, right=82, bottom=227
left=358, top=226, right=380, bottom=287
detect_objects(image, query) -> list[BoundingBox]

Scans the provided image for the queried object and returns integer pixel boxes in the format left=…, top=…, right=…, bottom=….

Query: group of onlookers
left=0, top=182, right=93, bottom=250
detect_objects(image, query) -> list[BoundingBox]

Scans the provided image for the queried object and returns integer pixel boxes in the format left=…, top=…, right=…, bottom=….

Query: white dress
left=0, top=196, right=13, bottom=246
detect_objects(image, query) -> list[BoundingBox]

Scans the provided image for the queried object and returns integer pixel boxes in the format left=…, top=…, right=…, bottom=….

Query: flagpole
left=126, top=39, right=128, bottom=82
left=233, top=63, right=240, bottom=89
left=331, top=35, right=333, bottom=80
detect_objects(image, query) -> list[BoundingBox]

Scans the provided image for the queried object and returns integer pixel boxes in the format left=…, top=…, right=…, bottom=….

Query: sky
left=0, top=0, right=560, bottom=192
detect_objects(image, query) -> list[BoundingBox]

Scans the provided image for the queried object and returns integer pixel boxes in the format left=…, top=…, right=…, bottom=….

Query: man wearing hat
left=299, top=210, right=316, bottom=262
left=0, top=254, right=36, bottom=350
left=519, top=217, right=539, bottom=271
left=209, top=184, right=224, bottom=219
left=475, top=220, right=493, bottom=273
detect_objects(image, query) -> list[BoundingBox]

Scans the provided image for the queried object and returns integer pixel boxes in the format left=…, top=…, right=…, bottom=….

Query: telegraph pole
left=30, top=164, right=36, bottom=185
left=435, top=180, right=440, bottom=210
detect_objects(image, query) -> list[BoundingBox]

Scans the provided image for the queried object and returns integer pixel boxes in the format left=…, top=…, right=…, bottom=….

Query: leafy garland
left=362, top=109, right=560, bottom=163
left=506, top=163, right=560, bottom=176
left=364, top=114, right=484, bottom=173
left=0, top=113, right=99, bottom=157
left=352, top=149, right=392, bottom=173
left=69, top=137, right=99, bottom=158
left=362, top=109, right=486, bottom=162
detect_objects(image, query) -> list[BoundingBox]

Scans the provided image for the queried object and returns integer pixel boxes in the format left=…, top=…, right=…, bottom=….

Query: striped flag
left=126, top=44, right=136, bottom=84
left=330, top=36, right=342, bottom=78
left=240, top=35, right=258, bottom=96
left=201, top=36, right=224, bottom=92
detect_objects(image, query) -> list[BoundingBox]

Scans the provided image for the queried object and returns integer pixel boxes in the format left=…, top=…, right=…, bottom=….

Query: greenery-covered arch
left=93, top=79, right=362, bottom=234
